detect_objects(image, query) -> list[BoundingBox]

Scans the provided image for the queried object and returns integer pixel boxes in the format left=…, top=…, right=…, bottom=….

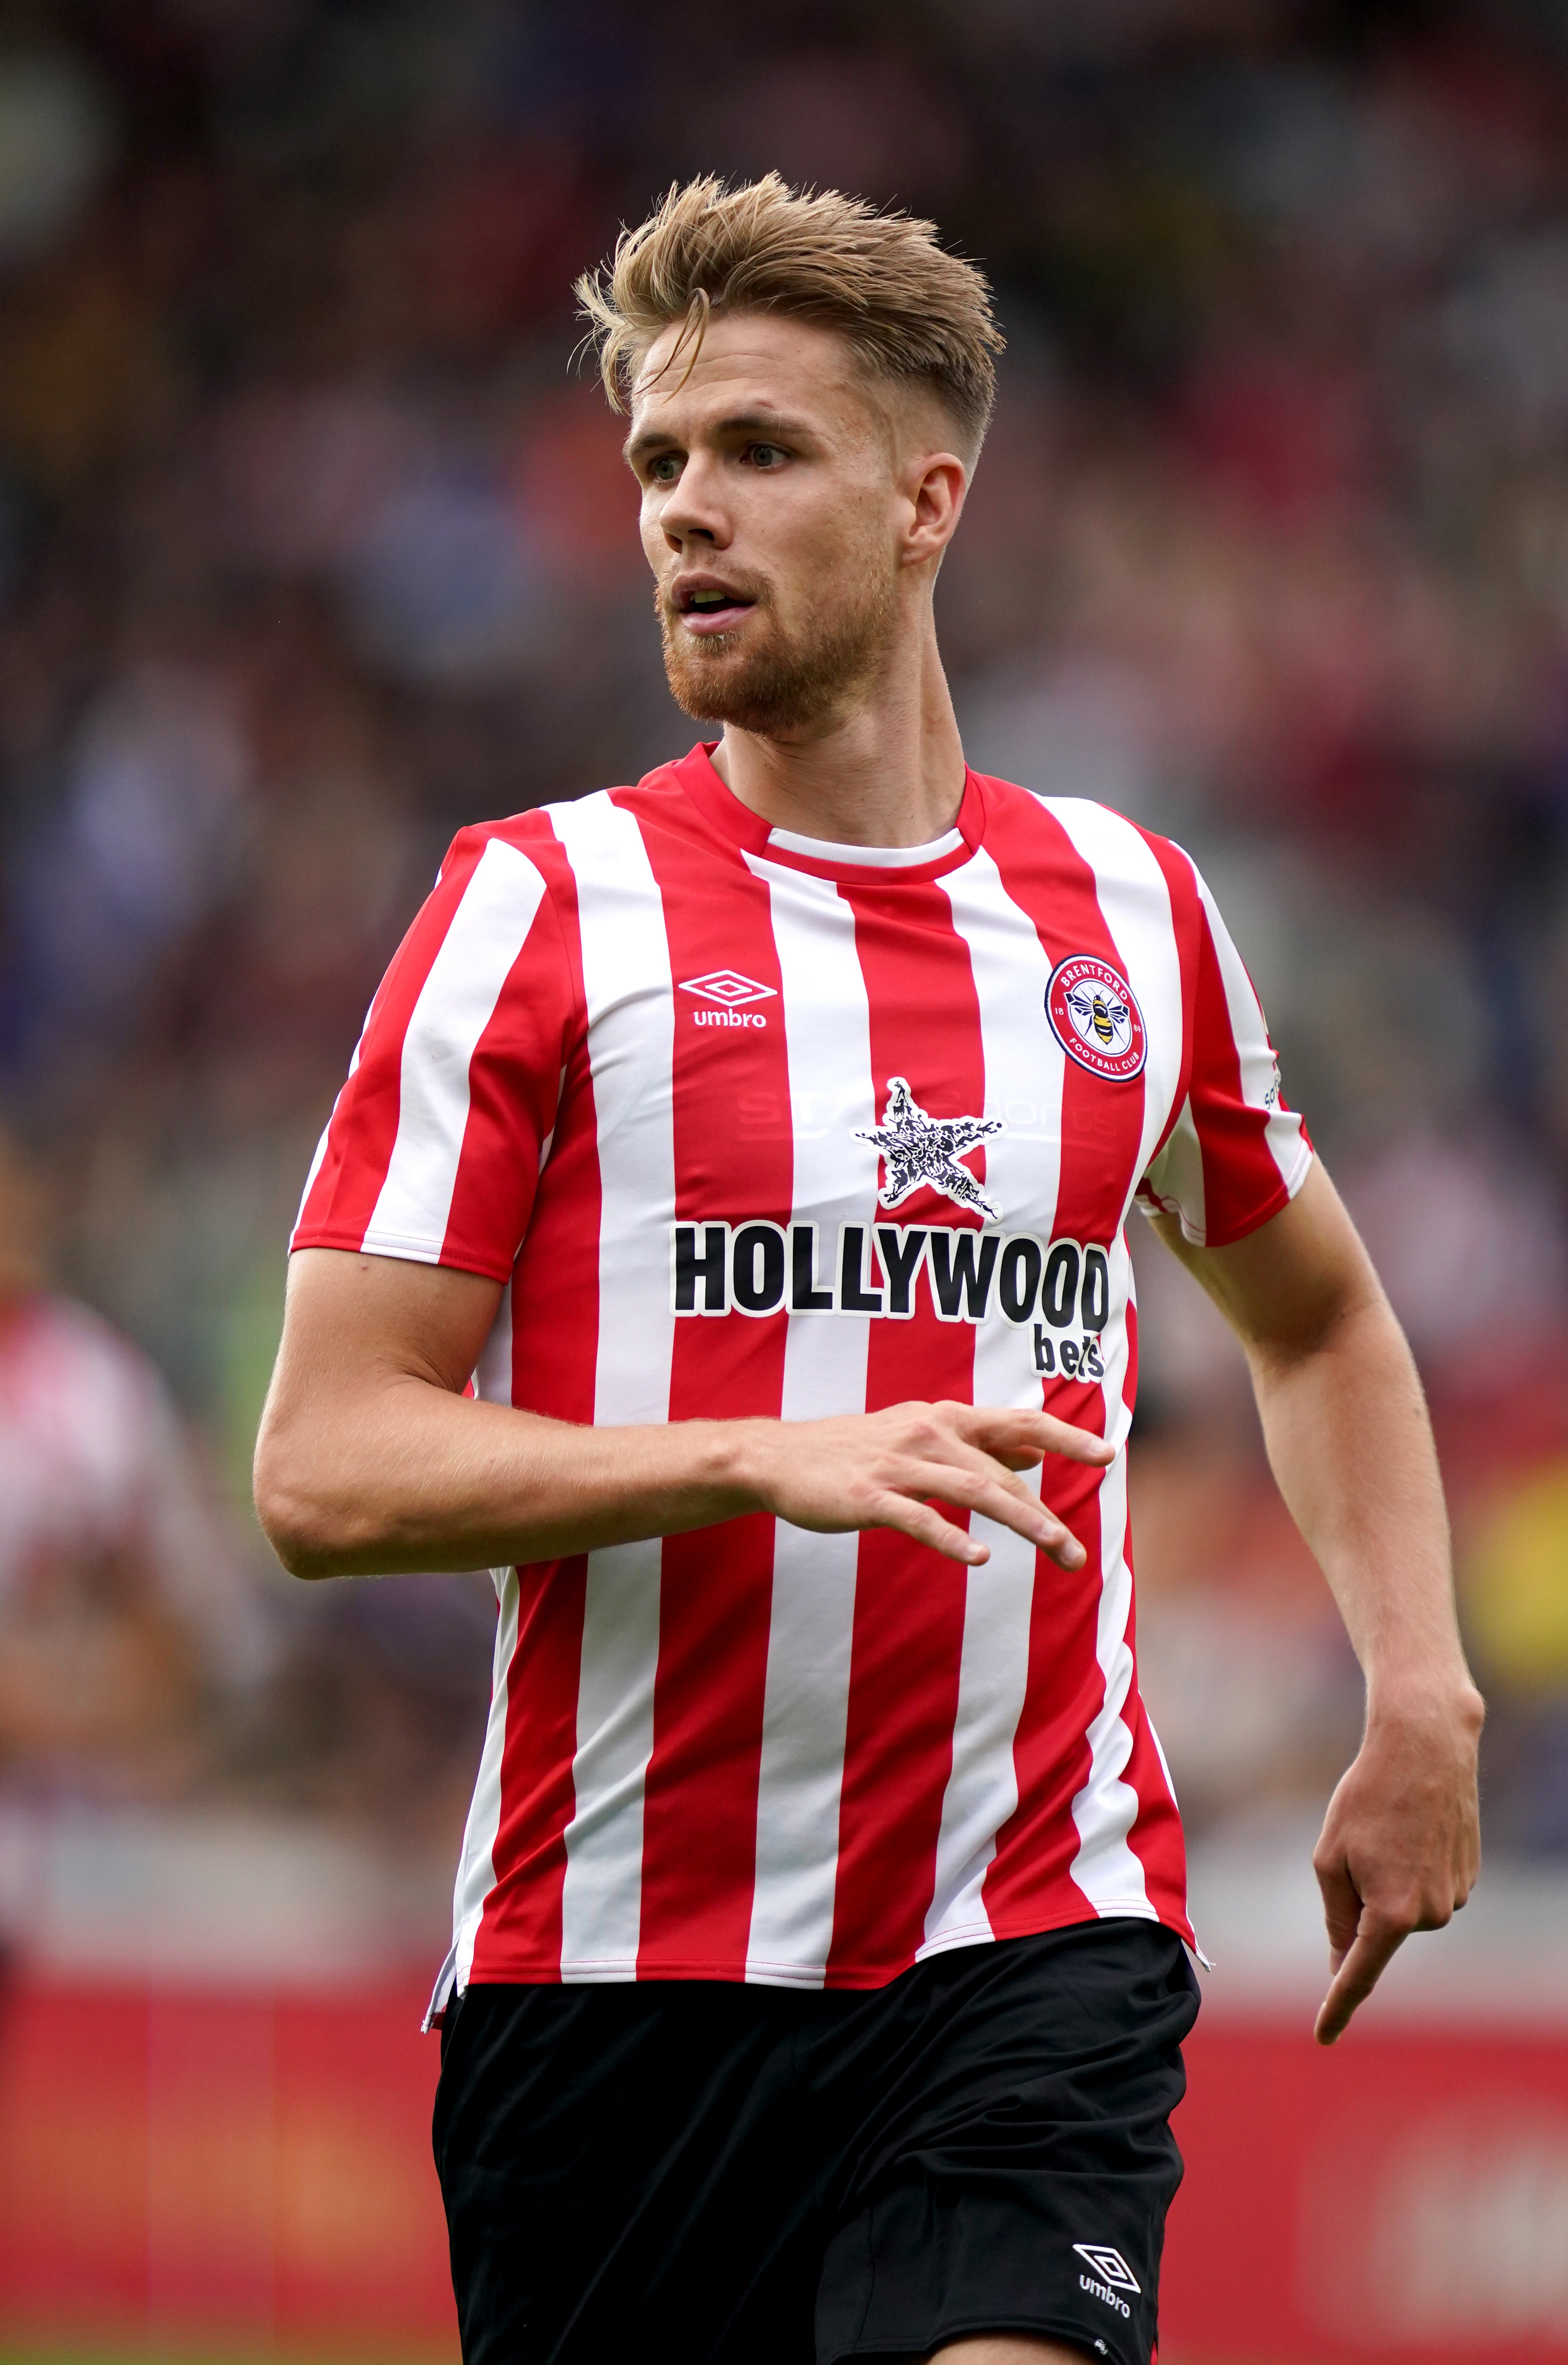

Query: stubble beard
left=657, top=559, right=898, bottom=737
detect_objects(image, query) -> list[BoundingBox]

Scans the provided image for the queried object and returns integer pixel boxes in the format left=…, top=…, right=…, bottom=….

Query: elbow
left=253, top=1490, right=340, bottom=1582
left=252, top=1432, right=353, bottom=1580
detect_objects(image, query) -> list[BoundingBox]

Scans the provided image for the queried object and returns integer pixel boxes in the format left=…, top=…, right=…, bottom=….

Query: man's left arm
left=1148, top=1158, right=1483, bottom=2044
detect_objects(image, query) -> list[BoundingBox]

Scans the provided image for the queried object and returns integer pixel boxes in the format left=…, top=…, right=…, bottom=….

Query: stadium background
left=0, top=0, right=1564, bottom=2357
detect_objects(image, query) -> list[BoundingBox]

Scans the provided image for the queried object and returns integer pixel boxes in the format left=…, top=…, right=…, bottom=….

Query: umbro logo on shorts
left=680, top=969, right=776, bottom=1027
left=1074, top=2243, right=1140, bottom=2318
left=1074, top=2244, right=1140, bottom=2291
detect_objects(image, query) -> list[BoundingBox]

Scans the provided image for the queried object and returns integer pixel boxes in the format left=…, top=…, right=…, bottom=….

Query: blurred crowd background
left=0, top=0, right=1566, bottom=1984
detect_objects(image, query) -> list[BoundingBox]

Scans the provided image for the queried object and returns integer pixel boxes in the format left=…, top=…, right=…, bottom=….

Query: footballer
left=256, top=176, right=1482, bottom=2365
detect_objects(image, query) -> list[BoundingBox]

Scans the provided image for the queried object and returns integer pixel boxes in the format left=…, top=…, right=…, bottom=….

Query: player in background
left=255, top=178, right=1482, bottom=2365
left=0, top=1124, right=269, bottom=1790
left=0, top=1117, right=272, bottom=1990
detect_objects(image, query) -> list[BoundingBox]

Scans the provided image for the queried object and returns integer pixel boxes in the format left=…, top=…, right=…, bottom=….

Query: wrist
left=1365, top=1661, right=1484, bottom=1733
left=693, top=1416, right=774, bottom=1515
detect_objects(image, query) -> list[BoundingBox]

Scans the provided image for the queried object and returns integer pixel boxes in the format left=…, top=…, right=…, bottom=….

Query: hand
left=743, top=1400, right=1115, bottom=1572
left=1311, top=1679, right=1484, bottom=2045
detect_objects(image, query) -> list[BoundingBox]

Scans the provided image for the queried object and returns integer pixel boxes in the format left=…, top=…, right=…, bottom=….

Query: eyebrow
left=622, top=409, right=814, bottom=466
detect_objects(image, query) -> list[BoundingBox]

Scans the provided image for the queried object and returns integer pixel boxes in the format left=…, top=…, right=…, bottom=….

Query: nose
left=654, top=451, right=732, bottom=553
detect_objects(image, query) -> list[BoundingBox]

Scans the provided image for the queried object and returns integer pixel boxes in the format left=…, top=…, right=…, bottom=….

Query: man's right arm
left=253, top=1248, right=1113, bottom=1581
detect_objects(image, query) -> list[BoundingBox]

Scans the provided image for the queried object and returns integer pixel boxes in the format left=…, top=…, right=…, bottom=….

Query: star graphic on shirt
left=855, top=1076, right=1005, bottom=1223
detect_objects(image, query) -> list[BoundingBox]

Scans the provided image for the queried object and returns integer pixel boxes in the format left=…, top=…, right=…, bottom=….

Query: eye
left=745, top=443, right=786, bottom=469
left=647, top=453, right=682, bottom=485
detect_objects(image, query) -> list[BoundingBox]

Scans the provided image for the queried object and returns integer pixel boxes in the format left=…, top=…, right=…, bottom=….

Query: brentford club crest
left=1046, top=954, right=1147, bottom=1081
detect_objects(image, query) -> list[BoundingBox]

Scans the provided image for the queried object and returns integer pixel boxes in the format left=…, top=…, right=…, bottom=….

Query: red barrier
left=1, top=1976, right=1564, bottom=2360
left=0, top=1976, right=457, bottom=2356
left=1167, top=2020, right=1568, bottom=2365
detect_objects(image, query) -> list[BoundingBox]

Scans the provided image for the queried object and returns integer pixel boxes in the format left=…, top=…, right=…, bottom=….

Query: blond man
left=257, top=177, right=1481, bottom=2365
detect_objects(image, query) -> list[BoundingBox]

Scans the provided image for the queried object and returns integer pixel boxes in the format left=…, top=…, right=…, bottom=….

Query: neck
left=707, top=607, right=966, bottom=848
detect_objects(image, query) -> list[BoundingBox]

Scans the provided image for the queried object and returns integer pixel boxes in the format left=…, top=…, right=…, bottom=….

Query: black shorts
left=433, top=1919, right=1199, bottom=2365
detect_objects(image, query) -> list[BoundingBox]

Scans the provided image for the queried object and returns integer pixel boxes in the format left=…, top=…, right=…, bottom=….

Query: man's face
left=624, top=312, right=944, bottom=736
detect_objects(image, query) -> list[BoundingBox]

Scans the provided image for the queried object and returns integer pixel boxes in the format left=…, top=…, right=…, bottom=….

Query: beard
left=657, top=557, right=897, bottom=737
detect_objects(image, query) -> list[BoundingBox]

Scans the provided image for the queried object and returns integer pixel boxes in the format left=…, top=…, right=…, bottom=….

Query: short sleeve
left=1137, top=859, right=1312, bottom=1248
left=291, top=825, right=577, bottom=1282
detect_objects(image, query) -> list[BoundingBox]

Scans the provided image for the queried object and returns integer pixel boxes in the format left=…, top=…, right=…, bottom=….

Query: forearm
left=1156, top=1146, right=1481, bottom=2040
left=256, top=1248, right=1112, bottom=1581
left=1255, top=1297, right=1485, bottom=2040
left=255, top=1381, right=759, bottom=1578
left=1247, top=1294, right=1474, bottom=1708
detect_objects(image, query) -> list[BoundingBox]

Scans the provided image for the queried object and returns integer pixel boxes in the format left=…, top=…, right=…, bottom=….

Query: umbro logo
left=680, top=970, right=776, bottom=1006
left=1074, top=2245, right=1140, bottom=2292
left=680, top=970, right=776, bottom=1030
left=1074, top=2245, right=1140, bottom=2319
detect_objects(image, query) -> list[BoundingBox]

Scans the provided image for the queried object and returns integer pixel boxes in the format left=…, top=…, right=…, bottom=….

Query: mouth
left=671, top=576, right=758, bottom=637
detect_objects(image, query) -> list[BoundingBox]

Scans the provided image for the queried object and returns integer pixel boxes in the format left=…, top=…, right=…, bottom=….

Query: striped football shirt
left=292, top=744, right=1312, bottom=2000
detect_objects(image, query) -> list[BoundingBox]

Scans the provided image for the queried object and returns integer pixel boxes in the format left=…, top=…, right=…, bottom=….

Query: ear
left=900, top=452, right=968, bottom=569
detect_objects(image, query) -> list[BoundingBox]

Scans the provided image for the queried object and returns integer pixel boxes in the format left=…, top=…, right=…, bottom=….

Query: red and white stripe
left=743, top=857, right=876, bottom=1985
left=917, top=844, right=1060, bottom=1957
left=551, top=791, right=676, bottom=1980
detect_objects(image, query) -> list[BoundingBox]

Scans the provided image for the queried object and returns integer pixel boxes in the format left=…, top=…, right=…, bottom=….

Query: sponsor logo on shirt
left=1074, top=2244, right=1140, bottom=2318
left=670, top=1219, right=1108, bottom=1375
left=679, top=969, right=776, bottom=1027
left=856, top=1075, right=1004, bottom=1222
left=1046, top=955, right=1147, bottom=1081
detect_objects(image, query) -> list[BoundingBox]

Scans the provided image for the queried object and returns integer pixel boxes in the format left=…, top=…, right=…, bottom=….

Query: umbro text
left=1079, top=2275, right=1132, bottom=2319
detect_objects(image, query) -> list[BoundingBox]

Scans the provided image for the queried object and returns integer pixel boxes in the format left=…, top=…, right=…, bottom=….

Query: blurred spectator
left=1339, top=1132, right=1568, bottom=1390
left=0, top=1127, right=270, bottom=1803
left=238, top=1568, right=500, bottom=1854
left=10, top=655, right=252, bottom=1082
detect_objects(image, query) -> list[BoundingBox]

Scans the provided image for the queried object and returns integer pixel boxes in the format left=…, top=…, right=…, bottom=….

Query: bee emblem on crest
left=1068, top=983, right=1130, bottom=1051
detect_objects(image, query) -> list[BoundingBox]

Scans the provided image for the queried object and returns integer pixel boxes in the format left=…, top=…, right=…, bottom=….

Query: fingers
left=762, top=1402, right=1107, bottom=1570
left=883, top=1454, right=1087, bottom=1570
left=869, top=1493, right=1083, bottom=1572
left=950, top=1403, right=1116, bottom=1469
left=1312, top=1815, right=1394, bottom=2045
left=1034, top=1414, right=1118, bottom=1466
left=906, top=1405, right=1110, bottom=1558
left=1314, top=1916, right=1406, bottom=2046
left=863, top=1492, right=991, bottom=1567
left=1312, top=1845, right=1365, bottom=1964
left=1303, top=1699, right=1485, bottom=2048
left=1311, top=1838, right=1469, bottom=2045
left=872, top=1409, right=1070, bottom=1509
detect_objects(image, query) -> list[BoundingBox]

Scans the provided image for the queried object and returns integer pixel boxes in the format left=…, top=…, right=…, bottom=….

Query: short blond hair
left=575, top=173, right=1004, bottom=458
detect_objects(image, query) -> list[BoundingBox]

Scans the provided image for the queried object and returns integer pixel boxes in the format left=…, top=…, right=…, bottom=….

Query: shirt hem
left=456, top=1900, right=1196, bottom=1992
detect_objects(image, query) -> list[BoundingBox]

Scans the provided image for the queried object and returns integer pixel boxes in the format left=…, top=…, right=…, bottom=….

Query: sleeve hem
left=1178, top=1138, right=1316, bottom=1252
left=289, top=1225, right=517, bottom=1284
